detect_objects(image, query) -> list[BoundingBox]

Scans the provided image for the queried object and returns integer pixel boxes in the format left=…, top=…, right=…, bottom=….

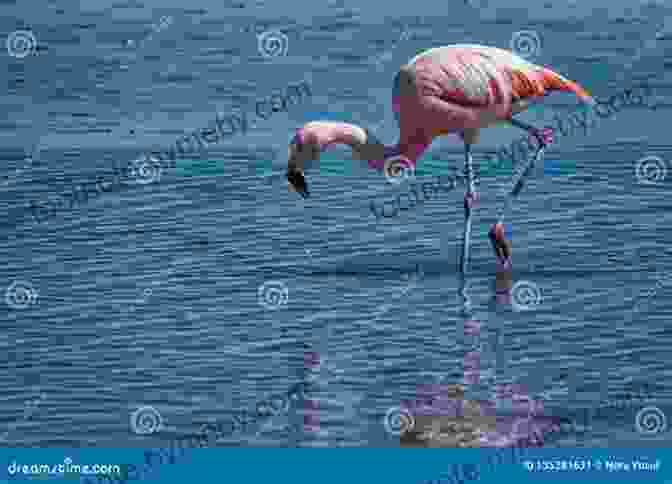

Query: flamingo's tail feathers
left=540, top=68, right=595, bottom=105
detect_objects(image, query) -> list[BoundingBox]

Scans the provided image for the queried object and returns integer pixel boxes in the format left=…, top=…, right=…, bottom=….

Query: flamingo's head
left=286, top=167, right=309, bottom=199
left=286, top=130, right=319, bottom=199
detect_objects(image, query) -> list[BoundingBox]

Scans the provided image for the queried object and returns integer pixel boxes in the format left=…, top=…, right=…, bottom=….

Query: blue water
left=1, top=0, right=671, bottom=450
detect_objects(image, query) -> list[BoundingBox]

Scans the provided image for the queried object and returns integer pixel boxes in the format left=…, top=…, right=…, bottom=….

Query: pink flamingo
left=286, top=44, right=594, bottom=275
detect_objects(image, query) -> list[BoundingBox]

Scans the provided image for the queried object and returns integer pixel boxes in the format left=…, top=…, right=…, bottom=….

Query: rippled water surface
left=1, top=0, right=671, bottom=447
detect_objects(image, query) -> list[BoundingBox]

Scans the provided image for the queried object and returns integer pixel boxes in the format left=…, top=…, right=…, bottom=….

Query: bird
left=285, top=44, right=594, bottom=275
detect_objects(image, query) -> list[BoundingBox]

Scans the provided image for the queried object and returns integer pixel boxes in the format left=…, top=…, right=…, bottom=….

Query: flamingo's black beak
left=287, top=169, right=310, bottom=199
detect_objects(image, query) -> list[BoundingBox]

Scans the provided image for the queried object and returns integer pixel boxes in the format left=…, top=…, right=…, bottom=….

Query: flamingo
left=286, top=44, right=594, bottom=275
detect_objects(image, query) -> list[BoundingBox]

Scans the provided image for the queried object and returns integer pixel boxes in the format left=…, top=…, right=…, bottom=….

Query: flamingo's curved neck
left=295, top=121, right=430, bottom=171
left=383, top=144, right=402, bottom=159
left=400, top=139, right=431, bottom=163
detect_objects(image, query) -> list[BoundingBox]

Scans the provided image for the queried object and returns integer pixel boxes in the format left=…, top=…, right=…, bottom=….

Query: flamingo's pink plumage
left=294, top=44, right=594, bottom=171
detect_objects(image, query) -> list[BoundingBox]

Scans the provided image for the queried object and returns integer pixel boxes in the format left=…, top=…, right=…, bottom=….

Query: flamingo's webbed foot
left=488, top=223, right=512, bottom=268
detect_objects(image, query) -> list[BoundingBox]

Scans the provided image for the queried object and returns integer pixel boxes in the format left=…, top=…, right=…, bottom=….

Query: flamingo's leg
left=489, top=118, right=554, bottom=267
left=460, top=140, right=478, bottom=276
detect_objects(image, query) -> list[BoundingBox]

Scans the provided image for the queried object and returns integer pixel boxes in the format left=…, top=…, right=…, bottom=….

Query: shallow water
left=1, top=0, right=671, bottom=448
